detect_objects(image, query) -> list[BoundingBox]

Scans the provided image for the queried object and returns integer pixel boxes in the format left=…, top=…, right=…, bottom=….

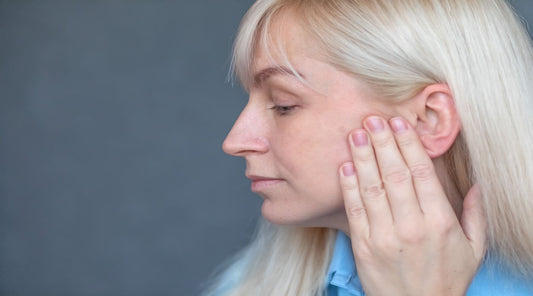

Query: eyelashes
left=269, top=105, right=298, bottom=116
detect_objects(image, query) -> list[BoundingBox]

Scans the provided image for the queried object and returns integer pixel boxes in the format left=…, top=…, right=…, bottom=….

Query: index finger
left=389, top=117, right=455, bottom=215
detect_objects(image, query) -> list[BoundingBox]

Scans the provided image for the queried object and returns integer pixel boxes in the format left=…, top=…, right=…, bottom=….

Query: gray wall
left=0, top=1, right=531, bottom=295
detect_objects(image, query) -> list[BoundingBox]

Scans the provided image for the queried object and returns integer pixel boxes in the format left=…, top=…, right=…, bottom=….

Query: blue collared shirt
left=325, top=232, right=533, bottom=296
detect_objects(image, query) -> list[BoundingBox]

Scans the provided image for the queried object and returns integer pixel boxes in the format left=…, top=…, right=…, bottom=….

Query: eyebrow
left=252, top=66, right=305, bottom=87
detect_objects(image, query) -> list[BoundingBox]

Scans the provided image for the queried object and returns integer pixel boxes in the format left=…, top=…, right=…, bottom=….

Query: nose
left=222, top=103, right=269, bottom=157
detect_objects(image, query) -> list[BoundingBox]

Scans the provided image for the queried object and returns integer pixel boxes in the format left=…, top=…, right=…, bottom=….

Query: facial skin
left=222, top=12, right=405, bottom=230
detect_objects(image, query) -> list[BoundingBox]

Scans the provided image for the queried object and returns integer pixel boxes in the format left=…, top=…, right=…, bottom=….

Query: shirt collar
left=326, top=231, right=365, bottom=295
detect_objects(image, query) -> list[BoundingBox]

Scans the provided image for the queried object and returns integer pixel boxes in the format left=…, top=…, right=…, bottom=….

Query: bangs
left=230, top=0, right=307, bottom=91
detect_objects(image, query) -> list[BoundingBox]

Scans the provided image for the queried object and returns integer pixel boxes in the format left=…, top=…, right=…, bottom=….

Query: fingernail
left=390, top=117, right=408, bottom=133
left=351, top=130, right=368, bottom=147
left=366, top=116, right=385, bottom=133
left=342, top=163, right=356, bottom=176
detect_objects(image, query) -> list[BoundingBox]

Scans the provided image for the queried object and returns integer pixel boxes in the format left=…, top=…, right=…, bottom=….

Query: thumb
left=460, top=183, right=487, bottom=261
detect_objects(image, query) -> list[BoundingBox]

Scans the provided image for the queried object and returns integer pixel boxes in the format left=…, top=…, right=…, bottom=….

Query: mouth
left=246, top=175, right=284, bottom=192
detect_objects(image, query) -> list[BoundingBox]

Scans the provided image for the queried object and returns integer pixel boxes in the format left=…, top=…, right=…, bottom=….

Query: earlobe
left=413, top=84, right=461, bottom=159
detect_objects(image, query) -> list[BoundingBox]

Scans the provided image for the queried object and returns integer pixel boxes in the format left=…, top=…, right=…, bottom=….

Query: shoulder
left=467, top=259, right=533, bottom=296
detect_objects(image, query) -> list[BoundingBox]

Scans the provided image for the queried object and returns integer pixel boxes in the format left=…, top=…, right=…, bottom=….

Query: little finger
left=339, top=162, right=369, bottom=240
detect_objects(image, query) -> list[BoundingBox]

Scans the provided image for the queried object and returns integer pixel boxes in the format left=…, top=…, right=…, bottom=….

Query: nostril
left=254, top=137, right=269, bottom=151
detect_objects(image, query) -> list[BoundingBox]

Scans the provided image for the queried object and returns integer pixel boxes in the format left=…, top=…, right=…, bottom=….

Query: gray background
left=0, top=1, right=531, bottom=295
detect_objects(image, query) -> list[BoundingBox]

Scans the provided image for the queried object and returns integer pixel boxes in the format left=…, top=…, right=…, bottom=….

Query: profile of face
left=222, top=11, right=401, bottom=229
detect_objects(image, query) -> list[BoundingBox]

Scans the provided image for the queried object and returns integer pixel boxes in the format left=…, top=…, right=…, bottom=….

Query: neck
left=433, top=156, right=463, bottom=219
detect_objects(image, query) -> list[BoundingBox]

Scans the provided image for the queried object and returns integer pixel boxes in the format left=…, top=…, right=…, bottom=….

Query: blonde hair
left=205, top=0, right=533, bottom=294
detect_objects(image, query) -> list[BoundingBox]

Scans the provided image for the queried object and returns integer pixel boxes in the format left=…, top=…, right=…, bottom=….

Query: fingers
left=362, top=116, right=421, bottom=222
left=340, top=115, right=457, bottom=236
left=339, top=116, right=485, bottom=295
left=339, top=162, right=369, bottom=239
left=388, top=117, right=453, bottom=215
left=348, top=129, right=393, bottom=236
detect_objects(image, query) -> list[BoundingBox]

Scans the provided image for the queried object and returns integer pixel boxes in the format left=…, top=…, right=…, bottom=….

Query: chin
left=260, top=202, right=301, bottom=225
left=260, top=199, right=346, bottom=228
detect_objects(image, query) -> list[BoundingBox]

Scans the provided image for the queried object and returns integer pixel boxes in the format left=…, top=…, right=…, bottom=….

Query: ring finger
left=349, top=128, right=393, bottom=237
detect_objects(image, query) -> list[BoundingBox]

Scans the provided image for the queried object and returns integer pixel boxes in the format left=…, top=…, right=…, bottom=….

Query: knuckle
left=372, top=134, right=395, bottom=148
left=341, top=179, right=358, bottom=191
left=395, top=133, right=415, bottom=147
left=382, top=166, right=411, bottom=185
left=347, top=204, right=366, bottom=218
left=374, top=237, right=397, bottom=255
left=354, top=150, right=375, bottom=163
left=362, top=183, right=386, bottom=201
left=408, top=162, right=433, bottom=181
left=431, top=214, right=456, bottom=235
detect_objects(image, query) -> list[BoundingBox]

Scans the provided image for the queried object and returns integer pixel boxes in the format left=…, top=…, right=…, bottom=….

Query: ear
left=411, top=84, right=461, bottom=159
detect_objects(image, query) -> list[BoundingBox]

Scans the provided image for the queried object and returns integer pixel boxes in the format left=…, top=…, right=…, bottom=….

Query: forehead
left=252, top=8, right=325, bottom=73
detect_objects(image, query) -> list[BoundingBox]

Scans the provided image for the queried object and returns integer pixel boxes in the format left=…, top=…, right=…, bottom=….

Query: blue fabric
left=325, top=231, right=364, bottom=296
left=325, top=231, right=533, bottom=296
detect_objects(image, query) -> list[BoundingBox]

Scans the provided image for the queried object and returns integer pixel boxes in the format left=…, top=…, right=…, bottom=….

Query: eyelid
left=268, top=88, right=302, bottom=115
left=270, top=86, right=299, bottom=101
left=269, top=104, right=298, bottom=116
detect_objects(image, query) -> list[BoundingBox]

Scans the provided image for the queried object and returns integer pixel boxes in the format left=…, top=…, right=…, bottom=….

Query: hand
left=338, top=116, right=487, bottom=296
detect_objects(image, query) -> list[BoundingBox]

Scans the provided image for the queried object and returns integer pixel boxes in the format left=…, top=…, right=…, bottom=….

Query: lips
left=246, top=175, right=284, bottom=192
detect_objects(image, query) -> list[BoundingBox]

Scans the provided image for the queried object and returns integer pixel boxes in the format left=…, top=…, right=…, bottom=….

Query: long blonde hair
left=205, top=0, right=533, bottom=295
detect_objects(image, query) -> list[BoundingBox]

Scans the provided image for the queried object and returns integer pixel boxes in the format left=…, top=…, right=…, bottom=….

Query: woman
left=205, top=0, right=533, bottom=295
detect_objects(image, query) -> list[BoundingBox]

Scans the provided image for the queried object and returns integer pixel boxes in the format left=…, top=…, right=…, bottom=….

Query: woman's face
left=223, top=13, right=395, bottom=229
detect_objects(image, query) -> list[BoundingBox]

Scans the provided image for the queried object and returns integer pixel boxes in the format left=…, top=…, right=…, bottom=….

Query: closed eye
left=269, top=105, right=297, bottom=116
